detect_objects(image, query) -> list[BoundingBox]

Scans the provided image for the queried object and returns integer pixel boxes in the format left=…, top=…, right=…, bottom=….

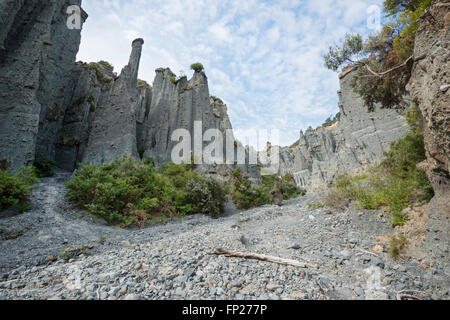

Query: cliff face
left=0, top=0, right=87, bottom=172
left=138, top=69, right=234, bottom=166
left=0, top=0, right=247, bottom=175
left=82, top=39, right=144, bottom=166
left=278, top=68, right=410, bottom=190
left=407, top=0, right=449, bottom=269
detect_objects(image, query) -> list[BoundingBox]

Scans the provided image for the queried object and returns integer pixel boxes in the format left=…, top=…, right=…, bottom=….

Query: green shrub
left=389, top=234, right=408, bottom=260
left=261, top=174, right=301, bottom=201
left=230, top=169, right=302, bottom=209
left=33, top=154, right=57, bottom=178
left=0, top=167, right=39, bottom=212
left=137, top=146, right=147, bottom=159
left=66, top=157, right=227, bottom=227
left=323, top=0, right=432, bottom=111
left=190, top=63, right=204, bottom=72
left=137, top=79, right=149, bottom=88
left=231, top=168, right=270, bottom=209
left=97, top=60, right=114, bottom=70
left=184, top=178, right=226, bottom=217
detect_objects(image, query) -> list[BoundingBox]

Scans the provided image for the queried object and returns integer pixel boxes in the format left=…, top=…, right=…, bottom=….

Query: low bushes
left=231, top=168, right=269, bottom=210
left=190, top=63, right=204, bottom=72
left=231, top=168, right=302, bottom=210
left=66, top=157, right=227, bottom=227
left=0, top=167, right=39, bottom=212
left=33, top=154, right=57, bottom=178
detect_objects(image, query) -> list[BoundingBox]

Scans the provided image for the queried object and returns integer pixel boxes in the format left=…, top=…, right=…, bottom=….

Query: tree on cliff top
left=190, top=63, right=204, bottom=72
left=323, top=0, right=432, bottom=111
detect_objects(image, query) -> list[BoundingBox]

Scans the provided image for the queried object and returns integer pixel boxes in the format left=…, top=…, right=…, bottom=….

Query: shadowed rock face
left=139, top=68, right=234, bottom=166
left=0, top=0, right=86, bottom=172
left=278, top=68, right=410, bottom=191
left=407, top=1, right=449, bottom=269
left=81, top=39, right=144, bottom=166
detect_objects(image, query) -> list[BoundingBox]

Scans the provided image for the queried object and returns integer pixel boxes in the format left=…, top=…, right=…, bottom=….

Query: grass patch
left=59, top=245, right=92, bottom=261
left=0, top=226, right=25, bottom=241
left=389, top=234, right=408, bottom=260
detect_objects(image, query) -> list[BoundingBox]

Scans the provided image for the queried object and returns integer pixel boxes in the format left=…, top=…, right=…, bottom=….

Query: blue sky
left=77, top=0, right=383, bottom=147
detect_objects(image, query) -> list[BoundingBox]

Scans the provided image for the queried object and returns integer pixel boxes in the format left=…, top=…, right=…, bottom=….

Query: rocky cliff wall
left=0, top=0, right=86, bottom=172
left=278, top=68, right=410, bottom=190
left=0, top=0, right=253, bottom=176
left=407, top=0, right=449, bottom=269
left=81, top=39, right=144, bottom=166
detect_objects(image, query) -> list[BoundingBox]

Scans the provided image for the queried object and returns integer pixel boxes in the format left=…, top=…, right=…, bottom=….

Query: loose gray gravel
left=0, top=172, right=449, bottom=300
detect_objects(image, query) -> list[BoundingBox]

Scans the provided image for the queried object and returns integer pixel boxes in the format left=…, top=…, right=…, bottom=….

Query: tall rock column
left=407, top=1, right=449, bottom=269
left=82, top=39, right=144, bottom=166
left=0, top=0, right=85, bottom=172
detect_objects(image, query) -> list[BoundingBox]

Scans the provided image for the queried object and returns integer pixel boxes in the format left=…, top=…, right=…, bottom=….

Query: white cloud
left=77, top=0, right=384, bottom=146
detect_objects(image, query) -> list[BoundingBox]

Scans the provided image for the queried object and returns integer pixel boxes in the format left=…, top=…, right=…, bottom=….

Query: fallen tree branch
left=352, top=248, right=381, bottom=258
left=397, top=290, right=423, bottom=300
left=356, top=55, right=414, bottom=78
left=210, top=248, right=316, bottom=269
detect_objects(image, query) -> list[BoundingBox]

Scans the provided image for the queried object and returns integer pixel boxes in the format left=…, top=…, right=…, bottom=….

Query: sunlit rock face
left=278, top=67, right=410, bottom=191
left=407, top=1, right=449, bottom=270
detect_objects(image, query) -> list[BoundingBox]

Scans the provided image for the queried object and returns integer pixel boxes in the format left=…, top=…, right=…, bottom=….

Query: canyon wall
left=0, top=0, right=86, bottom=172
left=278, top=68, right=410, bottom=190
left=407, top=0, right=449, bottom=269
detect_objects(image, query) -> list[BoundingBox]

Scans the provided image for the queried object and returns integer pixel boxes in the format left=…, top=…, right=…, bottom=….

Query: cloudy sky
left=77, top=0, right=383, bottom=147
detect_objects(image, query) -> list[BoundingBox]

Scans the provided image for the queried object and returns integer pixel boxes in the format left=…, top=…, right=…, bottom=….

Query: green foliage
left=190, top=63, right=205, bottom=72
left=384, top=0, right=430, bottom=16
left=185, top=178, right=226, bottom=217
left=0, top=167, right=39, bottom=212
left=389, top=234, right=408, bottom=260
left=137, top=79, right=149, bottom=88
left=262, top=174, right=302, bottom=200
left=231, top=168, right=269, bottom=209
left=231, top=169, right=301, bottom=209
left=97, top=60, right=114, bottom=70
left=66, top=157, right=227, bottom=227
left=33, top=154, right=57, bottom=178
left=323, top=0, right=432, bottom=111
left=323, top=34, right=363, bottom=72
left=88, top=63, right=114, bottom=85
left=137, top=146, right=147, bottom=159
left=324, top=108, right=433, bottom=226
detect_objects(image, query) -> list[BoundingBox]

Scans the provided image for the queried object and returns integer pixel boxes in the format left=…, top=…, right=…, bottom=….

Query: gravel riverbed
left=0, top=173, right=448, bottom=300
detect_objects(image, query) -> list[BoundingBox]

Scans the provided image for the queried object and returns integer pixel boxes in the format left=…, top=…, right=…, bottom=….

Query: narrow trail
left=0, top=174, right=448, bottom=300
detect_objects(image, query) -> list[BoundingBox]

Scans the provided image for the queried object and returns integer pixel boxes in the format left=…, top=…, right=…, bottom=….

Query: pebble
left=440, top=84, right=450, bottom=92
left=124, top=294, right=142, bottom=300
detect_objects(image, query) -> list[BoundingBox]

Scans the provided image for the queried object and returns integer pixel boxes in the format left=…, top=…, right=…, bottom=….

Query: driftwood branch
left=352, top=248, right=381, bottom=258
left=210, top=248, right=316, bottom=269
left=396, top=290, right=423, bottom=300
